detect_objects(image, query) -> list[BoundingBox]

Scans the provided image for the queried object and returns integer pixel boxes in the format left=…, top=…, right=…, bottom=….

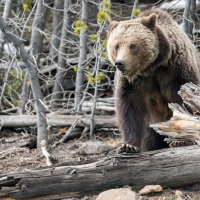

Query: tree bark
left=51, top=0, right=72, bottom=107
left=49, top=0, right=64, bottom=62
left=1, top=145, right=200, bottom=199
left=0, top=0, right=13, bottom=58
left=31, top=0, right=50, bottom=63
left=183, top=0, right=192, bottom=36
left=188, top=0, right=196, bottom=35
left=18, top=73, right=31, bottom=115
left=29, top=0, right=51, bottom=148
left=74, top=0, right=88, bottom=112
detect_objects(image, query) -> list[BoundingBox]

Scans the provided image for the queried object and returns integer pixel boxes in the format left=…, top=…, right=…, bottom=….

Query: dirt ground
left=0, top=127, right=200, bottom=200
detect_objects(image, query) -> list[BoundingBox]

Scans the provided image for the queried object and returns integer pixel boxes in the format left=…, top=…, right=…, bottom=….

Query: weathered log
left=0, top=115, right=117, bottom=128
left=1, top=145, right=200, bottom=199
left=150, top=83, right=200, bottom=144
left=150, top=103, right=200, bottom=145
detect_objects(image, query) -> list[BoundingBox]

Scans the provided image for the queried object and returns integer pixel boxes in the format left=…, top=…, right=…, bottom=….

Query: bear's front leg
left=116, top=94, right=144, bottom=153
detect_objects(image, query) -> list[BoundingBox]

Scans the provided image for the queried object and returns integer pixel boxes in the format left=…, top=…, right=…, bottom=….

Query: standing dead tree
left=28, top=0, right=52, bottom=147
left=0, top=5, right=48, bottom=148
left=0, top=0, right=13, bottom=58
left=74, top=0, right=89, bottom=112
left=0, top=0, right=13, bottom=110
left=52, top=0, right=72, bottom=108
left=49, top=0, right=64, bottom=63
left=183, top=0, right=196, bottom=36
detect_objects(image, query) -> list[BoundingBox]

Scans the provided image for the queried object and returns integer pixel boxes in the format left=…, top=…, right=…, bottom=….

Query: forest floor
left=0, top=127, right=200, bottom=200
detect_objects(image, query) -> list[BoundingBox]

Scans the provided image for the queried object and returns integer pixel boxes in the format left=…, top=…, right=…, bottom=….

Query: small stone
left=177, top=196, right=184, bottom=200
left=78, top=141, right=113, bottom=154
left=96, top=188, right=139, bottom=200
left=175, top=190, right=182, bottom=197
left=138, top=185, right=163, bottom=195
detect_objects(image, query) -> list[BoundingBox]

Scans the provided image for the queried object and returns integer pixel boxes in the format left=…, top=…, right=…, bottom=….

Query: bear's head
left=107, top=13, right=170, bottom=80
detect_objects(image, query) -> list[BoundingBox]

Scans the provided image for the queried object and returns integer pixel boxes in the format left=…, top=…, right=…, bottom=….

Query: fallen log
left=1, top=145, right=200, bottom=199
left=0, top=115, right=117, bottom=128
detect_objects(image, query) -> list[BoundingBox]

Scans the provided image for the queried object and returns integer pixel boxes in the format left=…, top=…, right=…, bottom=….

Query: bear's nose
left=115, top=60, right=125, bottom=71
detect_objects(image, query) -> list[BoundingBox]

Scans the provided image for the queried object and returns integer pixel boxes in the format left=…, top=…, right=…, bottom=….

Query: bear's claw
left=117, top=144, right=140, bottom=153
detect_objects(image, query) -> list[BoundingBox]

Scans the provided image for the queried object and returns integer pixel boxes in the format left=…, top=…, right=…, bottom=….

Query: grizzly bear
left=107, top=8, right=200, bottom=153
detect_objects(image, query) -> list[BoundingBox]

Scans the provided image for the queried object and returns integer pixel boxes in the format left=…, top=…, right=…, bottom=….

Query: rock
left=177, top=196, right=184, bottom=200
left=138, top=185, right=163, bottom=195
left=96, top=188, right=139, bottom=200
left=78, top=141, right=113, bottom=154
left=175, top=190, right=182, bottom=197
left=175, top=190, right=183, bottom=200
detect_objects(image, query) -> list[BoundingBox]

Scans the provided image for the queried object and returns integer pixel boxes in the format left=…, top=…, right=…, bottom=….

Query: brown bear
left=107, top=8, right=200, bottom=153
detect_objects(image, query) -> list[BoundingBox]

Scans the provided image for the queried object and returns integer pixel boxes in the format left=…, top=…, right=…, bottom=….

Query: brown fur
left=107, top=8, right=200, bottom=152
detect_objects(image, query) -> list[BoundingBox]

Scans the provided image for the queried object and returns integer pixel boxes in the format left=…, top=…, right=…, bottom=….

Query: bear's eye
left=115, top=44, right=119, bottom=51
left=130, top=44, right=136, bottom=49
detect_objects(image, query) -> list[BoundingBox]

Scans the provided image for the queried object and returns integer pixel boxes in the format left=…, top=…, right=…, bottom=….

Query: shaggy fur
left=107, top=8, right=200, bottom=152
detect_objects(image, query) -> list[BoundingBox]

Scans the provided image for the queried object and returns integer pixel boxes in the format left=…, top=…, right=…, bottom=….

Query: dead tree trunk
left=1, top=145, right=200, bottom=199
left=74, top=0, right=88, bottom=112
left=0, top=0, right=13, bottom=58
left=49, top=0, right=64, bottom=62
left=51, top=0, right=72, bottom=107
left=0, top=5, right=48, bottom=149
left=151, top=83, right=200, bottom=145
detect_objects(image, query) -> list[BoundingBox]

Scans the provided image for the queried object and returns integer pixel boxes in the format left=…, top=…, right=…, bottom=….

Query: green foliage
left=90, top=34, right=98, bottom=43
left=97, top=10, right=108, bottom=23
left=75, top=20, right=84, bottom=27
left=85, top=65, right=90, bottom=70
left=95, top=72, right=105, bottom=82
left=87, top=72, right=105, bottom=85
left=102, top=0, right=111, bottom=9
left=74, top=27, right=81, bottom=35
left=132, top=9, right=141, bottom=18
left=74, top=20, right=88, bottom=35
left=22, top=0, right=32, bottom=11
left=102, top=39, right=107, bottom=49
left=97, top=1, right=111, bottom=23
left=93, top=99, right=96, bottom=104
left=88, top=73, right=95, bottom=85
left=73, top=65, right=78, bottom=72
left=102, top=52, right=108, bottom=59
left=104, top=9, right=111, bottom=14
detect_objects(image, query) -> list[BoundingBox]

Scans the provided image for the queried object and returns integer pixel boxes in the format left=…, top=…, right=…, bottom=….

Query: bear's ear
left=141, top=13, right=158, bottom=30
left=109, top=21, right=119, bottom=32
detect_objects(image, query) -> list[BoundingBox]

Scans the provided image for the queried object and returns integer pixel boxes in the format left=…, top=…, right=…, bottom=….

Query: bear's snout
left=115, top=60, right=125, bottom=71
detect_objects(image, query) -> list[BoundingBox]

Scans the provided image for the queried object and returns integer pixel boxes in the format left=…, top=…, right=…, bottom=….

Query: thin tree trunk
left=183, top=0, right=191, bottom=35
left=74, top=0, right=88, bottom=112
left=31, top=0, right=50, bottom=64
left=0, top=0, right=13, bottom=110
left=18, top=73, right=31, bottom=115
left=49, top=0, right=64, bottom=62
left=188, top=0, right=196, bottom=36
left=28, top=0, right=52, bottom=147
left=0, top=0, right=13, bottom=58
left=131, top=0, right=139, bottom=19
left=51, top=0, right=72, bottom=108
left=0, top=16, right=48, bottom=148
